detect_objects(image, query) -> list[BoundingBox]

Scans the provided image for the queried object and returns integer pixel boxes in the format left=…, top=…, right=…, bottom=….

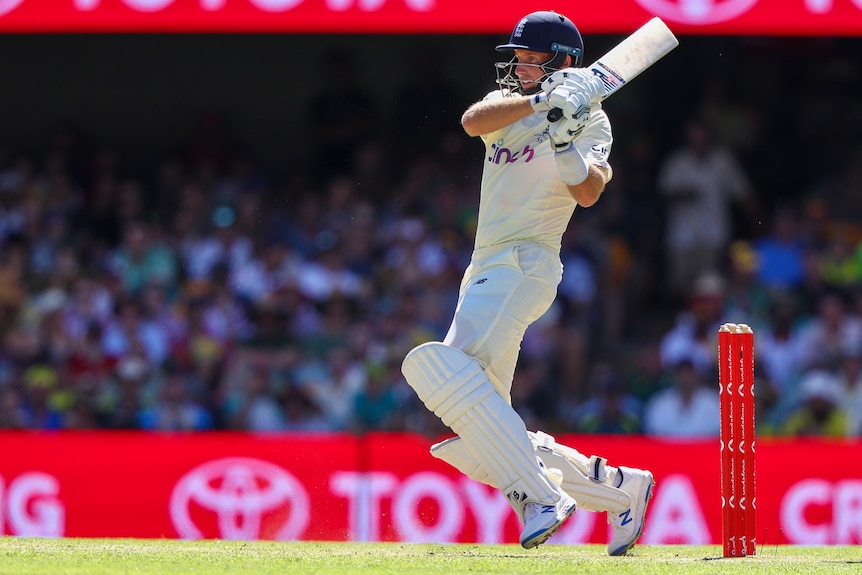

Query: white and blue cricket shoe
left=608, top=467, right=655, bottom=556
left=519, top=492, right=577, bottom=549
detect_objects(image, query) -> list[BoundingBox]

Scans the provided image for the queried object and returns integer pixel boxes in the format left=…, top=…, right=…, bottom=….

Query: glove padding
left=546, top=86, right=591, bottom=149
left=548, top=116, right=585, bottom=151
left=541, top=68, right=605, bottom=102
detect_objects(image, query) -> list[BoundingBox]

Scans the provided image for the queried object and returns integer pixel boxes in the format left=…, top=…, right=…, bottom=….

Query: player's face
left=513, top=49, right=553, bottom=92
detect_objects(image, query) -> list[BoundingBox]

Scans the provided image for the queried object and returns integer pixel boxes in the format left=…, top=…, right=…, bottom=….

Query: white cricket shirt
left=475, top=89, right=613, bottom=252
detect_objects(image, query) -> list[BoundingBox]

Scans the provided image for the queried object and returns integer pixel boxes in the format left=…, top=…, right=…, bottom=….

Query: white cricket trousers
left=443, top=240, right=562, bottom=401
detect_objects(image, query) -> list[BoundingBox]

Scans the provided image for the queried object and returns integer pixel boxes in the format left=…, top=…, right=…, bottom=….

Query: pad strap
left=589, top=455, right=607, bottom=484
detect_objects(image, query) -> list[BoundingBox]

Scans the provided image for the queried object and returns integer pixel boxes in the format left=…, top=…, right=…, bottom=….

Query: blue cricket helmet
left=497, top=10, right=584, bottom=63
left=495, top=11, right=584, bottom=95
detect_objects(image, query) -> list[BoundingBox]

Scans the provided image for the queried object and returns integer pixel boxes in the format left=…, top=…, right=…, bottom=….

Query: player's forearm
left=565, top=167, right=606, bottom=207
left=461, top=96, right=536, bottom=137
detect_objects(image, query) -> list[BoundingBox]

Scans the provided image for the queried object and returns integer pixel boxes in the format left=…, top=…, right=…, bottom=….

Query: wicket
left=718, top=323, right=756, bottom=557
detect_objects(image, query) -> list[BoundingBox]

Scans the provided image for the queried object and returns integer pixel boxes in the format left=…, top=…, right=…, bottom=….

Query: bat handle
left=547, top=108, right=563, bottom=123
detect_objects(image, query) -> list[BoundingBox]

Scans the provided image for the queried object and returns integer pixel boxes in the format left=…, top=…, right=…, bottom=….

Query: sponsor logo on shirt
left=488, top=140, right=537, bottom=165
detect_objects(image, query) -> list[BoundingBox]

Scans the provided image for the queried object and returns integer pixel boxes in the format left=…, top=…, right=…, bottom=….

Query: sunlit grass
left=0, top=539, right=859, bottom=575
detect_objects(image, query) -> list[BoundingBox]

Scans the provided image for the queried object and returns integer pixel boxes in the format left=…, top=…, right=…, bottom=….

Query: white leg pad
left=402, top=342, right=561, bottom=518
left=430, top=436, right=498, bottom=486
left=432, top=430, right=630, bottom=513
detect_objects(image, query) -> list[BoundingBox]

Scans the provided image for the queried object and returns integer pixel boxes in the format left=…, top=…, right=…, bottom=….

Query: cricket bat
left=548, top=17, right=679, bottom=122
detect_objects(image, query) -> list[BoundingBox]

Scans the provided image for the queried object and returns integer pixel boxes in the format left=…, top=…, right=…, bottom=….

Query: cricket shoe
left=519, top=492, right=577, bottom=549
left=607, top=467, right=655, bottom=556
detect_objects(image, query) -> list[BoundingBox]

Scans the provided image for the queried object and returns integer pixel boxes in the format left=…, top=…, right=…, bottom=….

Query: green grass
left=0, top=539, right=860, bottom=575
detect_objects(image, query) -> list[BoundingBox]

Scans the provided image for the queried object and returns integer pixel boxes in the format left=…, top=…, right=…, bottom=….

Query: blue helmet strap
left=550, top=42, right=583, bottom=64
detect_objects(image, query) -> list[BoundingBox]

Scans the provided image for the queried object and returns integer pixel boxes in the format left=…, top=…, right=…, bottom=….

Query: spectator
left=756, top=293, right=805, bottom=402
left=656, top=119, right=757, bottom=298
left=108, top=220, right=177, bottom=294
left=138, top=369, right=213, bottom=431
left=101, top=296, right=170, bottom=367
left=0, top=386, right=29, bottom=429
left=779, top=369, right=848, bottom=437
left=623, top=342, right=672, bottom=405
left=835, top=349, right=862, bottom=437
left=352, top=359, right=403, bottom=433
left=296, top=345, right=367, bottom=431
left=753, top=205, right=808, bottom=292
left=184, top=212, right=254, bottom=283
left=294, top=233, right=364, bottom=303
left=97, top=355, right=151, bottom=429
left=793, top=290, right=862, bottom=373
left=230, top=240, right=302, bottom=305
left=19, top=364, right=66, bottom=429
left=723, top=240, right=772, bottom=330
left=569, top=369, right=642, bottom=435
left=67, top=322, right=116, bottom=381
left=643, top=358, right=720, bottom=438
left=282, top=385, right=332, bottom=432
left=818, top=224, right=861, bottom=290
left=659, top=272, right=726, bottom=375
left=222, top=363, right=285, bottom=432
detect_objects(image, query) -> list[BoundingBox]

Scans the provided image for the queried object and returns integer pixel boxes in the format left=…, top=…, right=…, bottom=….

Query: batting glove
left=547, top=86, right=591, bottom=138
left=548, top=116, right=583, bottom=151
left=542, top=68, right=605, bottom=102
left=529, top=92, right=551, bottom=114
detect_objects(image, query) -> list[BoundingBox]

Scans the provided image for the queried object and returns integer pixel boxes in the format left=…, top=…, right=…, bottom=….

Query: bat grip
left=547, top=108, right=563, bottom=123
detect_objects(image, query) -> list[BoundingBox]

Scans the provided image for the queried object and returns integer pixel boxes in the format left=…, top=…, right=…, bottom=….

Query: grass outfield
left=0, top=539, right=860, bottom=575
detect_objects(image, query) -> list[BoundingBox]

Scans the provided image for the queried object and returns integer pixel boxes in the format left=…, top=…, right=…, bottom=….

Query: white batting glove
left=548, top=116, right=583, bottom=151
left=528, top=92, right=551, bottom=114
left=547, top=86, right=591, bottom=142
left=541, top=68, right=605, bottom=102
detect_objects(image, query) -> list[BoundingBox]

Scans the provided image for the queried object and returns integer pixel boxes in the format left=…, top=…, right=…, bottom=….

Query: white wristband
left=530, top=92, right=551, bottom=113
left=554, top=144, right=589, bottom=186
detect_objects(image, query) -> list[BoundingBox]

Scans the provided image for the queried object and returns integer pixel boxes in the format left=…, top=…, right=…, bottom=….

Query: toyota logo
left=170, top=458, right=310, bottom=540
left=635, top=0, right=759, bottom=25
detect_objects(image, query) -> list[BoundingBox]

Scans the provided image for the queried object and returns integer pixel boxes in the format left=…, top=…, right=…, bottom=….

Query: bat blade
left=591, top=17, right=679, bottom=101
left=548, top=17, right=678, bottom=122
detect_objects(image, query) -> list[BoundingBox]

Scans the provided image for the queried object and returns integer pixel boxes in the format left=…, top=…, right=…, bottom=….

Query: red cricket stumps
left=718, top=323, right=756, bottom=557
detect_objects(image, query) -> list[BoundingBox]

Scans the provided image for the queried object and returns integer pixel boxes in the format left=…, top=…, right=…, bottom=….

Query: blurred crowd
left=1, top=44, right=861, bottom=440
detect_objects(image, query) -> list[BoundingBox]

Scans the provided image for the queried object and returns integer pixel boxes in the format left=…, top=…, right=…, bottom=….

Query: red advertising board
left=0, top=0, right=862, bottom=35
left=0, top=431, right=860, bottom=546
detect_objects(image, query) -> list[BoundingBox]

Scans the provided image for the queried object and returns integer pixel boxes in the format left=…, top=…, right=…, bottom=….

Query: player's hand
left=548, top=116, right=583, bottom=151
left=547, top=86, right=591, bottom=147
left=542, top=68, right=604, bottom=102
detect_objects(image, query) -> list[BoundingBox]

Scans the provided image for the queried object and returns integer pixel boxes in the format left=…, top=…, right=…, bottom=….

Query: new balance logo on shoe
left=619, top=509, right=633, bottom=526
